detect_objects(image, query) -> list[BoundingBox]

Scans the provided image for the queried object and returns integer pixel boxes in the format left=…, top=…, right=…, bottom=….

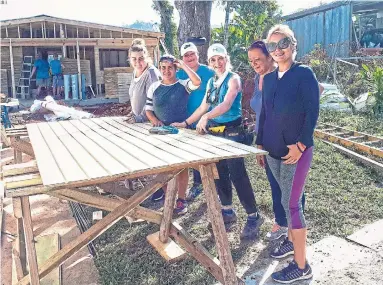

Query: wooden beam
left=20, top=196, right=40, bottom=285
left=76, top=40, right=82, bottom=99
left=30, top=23, right=32, bottom=38
left=200, top=164, right=238, bottom=285
left=159, top=176, right=178, bottom=243
left=88, top=27, right=90, bottom=38
left=83, top=46, right=86, bottom=60
left=12, top=198, right=27, bottom=276
left=44, top=22, right=47, bottom=38
left=76, top=27, right=79, bottom=38
left=16, top=171, right=179, bottom=285
left=9, top=39, right=16, bottom=98
left=53, top=23, right=56, bottom=38
left=59, top=24, right=66, bottom=57
left=6, top=26, right=8, bottom=38
left=41, top=23, right=44, bottom=38
left=18, top=25, right=21, bottom=38
left=3, top=161, right=38, bottom=177
left=10, top=137, right=35, bottom=157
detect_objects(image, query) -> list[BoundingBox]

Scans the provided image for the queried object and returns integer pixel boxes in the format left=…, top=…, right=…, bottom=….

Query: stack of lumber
left=1, top=69, right=8, bottom=95
left=62, top=59, right=91, bottom=86
left=1, top=47, right=22, bottom=88
left=117, top=73, right=133, bottom=103
left=104, top=67, right=133, bottom=99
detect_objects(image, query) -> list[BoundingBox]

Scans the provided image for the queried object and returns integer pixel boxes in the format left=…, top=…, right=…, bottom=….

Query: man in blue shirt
left=176, top=42, right=214, bottom=201
left=30, top=51, right=50, bottom=98
left=50, top=53, right=64, bottom=98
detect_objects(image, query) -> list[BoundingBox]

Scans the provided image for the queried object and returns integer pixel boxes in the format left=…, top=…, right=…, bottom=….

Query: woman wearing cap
left=256, top=25, right=319, bottom=283
left=127, top=39, right=161, bottom=123
left=172, top=44, right=263, bottom=240
left=177, top=42, right=215, bottom=202
left=145, top=54, right=201, bottom=215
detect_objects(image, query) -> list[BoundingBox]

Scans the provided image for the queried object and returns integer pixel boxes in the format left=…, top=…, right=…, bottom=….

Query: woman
left=128, top=39, right=161, bottom=123
left=145, top=54, right=201, bottom=214
left=172, top=44, right=263, bottom=240
left=256, top=25, right=319, bottom=283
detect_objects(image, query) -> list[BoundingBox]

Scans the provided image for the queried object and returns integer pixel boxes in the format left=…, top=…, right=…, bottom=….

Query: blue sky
left=1, top=0, right=328, bottom=27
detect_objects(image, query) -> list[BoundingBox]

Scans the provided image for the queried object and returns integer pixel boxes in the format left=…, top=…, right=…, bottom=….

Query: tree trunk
left=223, top=1, right=230, bottom=48
left=174, top=1, right=212, bottom=64
left=153, top=0, right=175, bottom=54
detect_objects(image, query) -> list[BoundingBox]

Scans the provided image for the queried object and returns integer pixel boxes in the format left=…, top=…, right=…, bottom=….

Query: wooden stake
left=9, top=39, right=16, bottom=98
left=20, top=196, right=40, bottom=285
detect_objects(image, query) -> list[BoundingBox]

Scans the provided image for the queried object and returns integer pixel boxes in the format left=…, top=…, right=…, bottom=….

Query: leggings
left=266, top=147, right=313, bottom=229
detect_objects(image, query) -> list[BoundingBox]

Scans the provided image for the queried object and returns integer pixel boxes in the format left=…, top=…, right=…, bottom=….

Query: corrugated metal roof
left=284, top=1, right=350, bottom=21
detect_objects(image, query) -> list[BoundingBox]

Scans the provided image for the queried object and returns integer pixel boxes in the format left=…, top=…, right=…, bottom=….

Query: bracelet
left=296, top=143, right=304, bottom=153
left=184, top=120, right=190, bottom=128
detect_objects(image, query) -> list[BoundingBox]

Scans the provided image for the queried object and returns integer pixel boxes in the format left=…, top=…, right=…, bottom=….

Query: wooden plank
left=101, top=118, right=184, bottom=165
left=125, top=123, right=218, bottom=159
left=81, top=118, right=166, bottom=169
left=26, top=124, right=65, bottom=185
left=159, top=177, right=178, bottom=243
left=9, top=39, right=16, bottom=98
left=69, top=120, right=147, bottom=171
left=48, top=122, right=108, bottom=179
left=35, top=234, right=60, bottom=285
left=76, top=40, right=82, bottom=99
left=20, top=196, right=40, bottom=285
left=3, top=160, right=38, bottom=177
left=147, top=231, right=186, bottom=262
left=9, top=137, right=35, bottom=157
left=12, top=248, right=25, bottom=283
left=5, top=173, right=43, bottom=189
left=37, top=123, right=87, bottom=182
left=12, top=198, right=27, bottom=277
left=16, top=171, right=180, bottom=285
left=58, top=121, right=127, bottom=176
left=200, top=164, right=238, bottom=285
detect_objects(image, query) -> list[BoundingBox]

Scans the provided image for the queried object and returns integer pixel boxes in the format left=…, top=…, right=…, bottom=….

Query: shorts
left=36, top=78, right=49, bottom=87
left=53, top=74, right=64, bottom=88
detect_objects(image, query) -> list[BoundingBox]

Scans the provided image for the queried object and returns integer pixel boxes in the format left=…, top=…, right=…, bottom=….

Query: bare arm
left=145, top=110, right=163, bottom=127
left=30, top=66, right=36, bottom=78
left=175, top=60, right=201, bottom=87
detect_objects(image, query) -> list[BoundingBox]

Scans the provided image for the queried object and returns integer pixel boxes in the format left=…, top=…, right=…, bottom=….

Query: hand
left=256, top=145, right=265, bottom=168
left=152, top=120, right=164, bottom=127
left=174, top=59, right=185, bottom=69
left=124, top=112, right=135, bottom=124
left=171, top=122, right=186, bottom=128
left=282, top=144, right=303, bottom=164
left=196, top=115, right=209, bottom=134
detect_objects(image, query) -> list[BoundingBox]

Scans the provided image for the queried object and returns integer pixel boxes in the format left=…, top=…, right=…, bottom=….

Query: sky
left=0, top=0, right=328, bottom=27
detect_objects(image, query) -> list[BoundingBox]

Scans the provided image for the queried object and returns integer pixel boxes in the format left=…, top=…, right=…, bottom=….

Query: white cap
left=207, top=43, right=227, bottom=60
left=180, top=42, right=198, bottom=56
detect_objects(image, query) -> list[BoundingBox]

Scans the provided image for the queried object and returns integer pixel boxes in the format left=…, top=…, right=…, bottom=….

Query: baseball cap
left=207, top=43, right=227, bottom=60
left=180, top=42, right=198, bottom=56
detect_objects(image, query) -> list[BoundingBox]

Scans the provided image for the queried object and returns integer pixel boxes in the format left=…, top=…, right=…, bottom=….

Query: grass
left=89, top=111, right=383, bottom=285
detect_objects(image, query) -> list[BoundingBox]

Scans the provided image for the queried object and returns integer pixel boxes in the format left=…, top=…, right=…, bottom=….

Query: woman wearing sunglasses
left=256, top=25, right=319, bottom=283
left=172, top=44, right=264, bottom=240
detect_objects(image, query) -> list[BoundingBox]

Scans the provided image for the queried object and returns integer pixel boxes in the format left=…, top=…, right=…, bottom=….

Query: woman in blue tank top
left=172, top=44, right=264, bottom=240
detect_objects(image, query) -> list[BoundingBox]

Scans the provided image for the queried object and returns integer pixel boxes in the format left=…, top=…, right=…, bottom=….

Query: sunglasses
left=159, top=56, right=175, bottom=63
left=266, top=37, right=291, bottom=53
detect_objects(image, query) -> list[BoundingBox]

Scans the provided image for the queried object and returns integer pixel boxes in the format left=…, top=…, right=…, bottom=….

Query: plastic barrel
left=81, top=74, right=86, bottom=100
left=71, top=74, right=79, bottom=100
left=64, top=75, right=71, bottom=100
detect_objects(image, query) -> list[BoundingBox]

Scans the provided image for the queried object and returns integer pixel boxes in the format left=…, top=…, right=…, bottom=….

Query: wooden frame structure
left=3, top=118, right=267, bottom=285
left=1, top=15, right=164, bottom=98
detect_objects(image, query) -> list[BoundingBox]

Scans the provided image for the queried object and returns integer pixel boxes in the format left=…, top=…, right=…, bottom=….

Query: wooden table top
left=26, top=117, right=266, bottom=187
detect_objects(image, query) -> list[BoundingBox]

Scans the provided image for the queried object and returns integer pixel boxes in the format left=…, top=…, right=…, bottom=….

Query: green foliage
left=211, top=0, right=281, bottom=73
left=361, top=64, right=383, bottom=116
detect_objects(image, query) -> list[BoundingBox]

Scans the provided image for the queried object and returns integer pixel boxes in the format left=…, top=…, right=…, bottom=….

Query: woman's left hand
left=196, top=115, right=209, bottom=134
left=282, top=144, right=303, bottom=164
left=174, top=59, right=185, bottom=69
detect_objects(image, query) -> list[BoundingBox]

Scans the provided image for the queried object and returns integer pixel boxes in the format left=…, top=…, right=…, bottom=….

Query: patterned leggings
left=266, top=147, right=313, bottom=229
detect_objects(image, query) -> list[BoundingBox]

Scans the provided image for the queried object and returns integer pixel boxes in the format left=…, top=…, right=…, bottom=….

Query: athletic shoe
left=266, top=225, right=288, bottom=241
left=270, top=237, right=294, bottom=259
left=186, top=184, right=203, bottom=201
left=272, top=260, right=313, bottom=283
left=240, top=214, right=264, bottom=240
left=151, top=188, right=165, bottom=202
left=174, top=198, right=188, bottom=215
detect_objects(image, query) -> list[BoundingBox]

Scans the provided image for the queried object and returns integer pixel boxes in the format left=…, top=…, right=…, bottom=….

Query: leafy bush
left=361, top=64, right=383, bottom=117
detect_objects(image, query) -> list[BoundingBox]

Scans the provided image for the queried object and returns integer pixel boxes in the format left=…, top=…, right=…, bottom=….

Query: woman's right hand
left=256, top=145, right=265, bottom=168
left=171, top=122, right=186, bottom=128
left=152, top=120, right=164, bottom=127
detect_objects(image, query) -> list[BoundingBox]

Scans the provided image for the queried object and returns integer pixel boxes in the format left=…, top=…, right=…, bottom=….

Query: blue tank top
left=207, top=72, right=242, bottom=124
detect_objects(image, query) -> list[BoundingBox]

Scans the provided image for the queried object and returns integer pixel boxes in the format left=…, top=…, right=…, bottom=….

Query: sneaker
left=270, top=237, right=294, bottom=259
left=240, top=214, right=264, bottom=240
left=174, top=198, right=188, bottom=215
left=186, top=184, right=203, bottom=201
left=151, top=188, right=165, bottom=202
left=266, top=224, right=288, bottom=241
left=272, top=260, right=313, bottom=283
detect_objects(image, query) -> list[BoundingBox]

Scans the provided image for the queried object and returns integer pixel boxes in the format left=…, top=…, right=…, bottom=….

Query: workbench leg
left=14, top=135, right=23, bottom=164
left=12, top=197, right=28, bottom=277
left=20, top=196, right=41, bottom=285
left=159, top=175, right=178, bottom=243
left=200, top=163, right=239, bottom=285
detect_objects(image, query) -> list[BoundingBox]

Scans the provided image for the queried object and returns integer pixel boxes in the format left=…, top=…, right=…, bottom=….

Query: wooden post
left=12, top=198, right=28, bottom=277
left=60, top=24, right=66, bottom=57
left=99, top=29, right=101, bottom=38
left=64, top=24, right=67, bottom=38
left=53, top=23, right=56, bottom=38
left=43, top=22, right=47, bottom=38
left=21, top=196, right=41, bottom=285
left=5, top=27, right=8, bottom=38
left=76, top=40, right=82, bottom=99
left=159, top=176, right=178, bottom=243
left=88, top=27, right=90, bottom=38
left=30, top=23, right=32, bottom=38
left=94, top=46, right=100, bottom=95
left=41, top=22, right=44, bottom=38
left=18, top=25, right=20, bottom=38
left=110, top=31, right=113, bottom=38
left=76, top=27, right=79, bottom=38
left=9, top=39, right=16, bottom=98
left=200, top=164, right=238, bottom=285
left=83, top=46, right=86, bottom=59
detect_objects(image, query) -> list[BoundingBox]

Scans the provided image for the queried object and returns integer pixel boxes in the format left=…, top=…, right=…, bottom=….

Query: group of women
left=127, top=24, right=320, bottom=283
